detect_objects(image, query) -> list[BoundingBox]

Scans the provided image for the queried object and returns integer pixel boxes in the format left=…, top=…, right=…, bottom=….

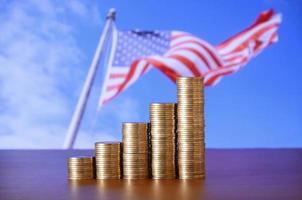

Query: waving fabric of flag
left=99, top=9, right=281, bottom=106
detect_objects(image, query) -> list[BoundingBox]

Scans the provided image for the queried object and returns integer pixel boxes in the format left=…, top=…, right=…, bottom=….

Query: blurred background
left=0, top=0, right=301, bottom=149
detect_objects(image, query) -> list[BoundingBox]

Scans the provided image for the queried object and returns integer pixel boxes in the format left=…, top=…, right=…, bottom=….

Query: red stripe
left=167, top=55, right=201, bottom=76
left=223, top=54, right=245, bottom=63
left=228, top=24, right=278, bottom=54
left=217, top=9, right=275, bottom=50
left=224, top=56, right=249, bottom=68
left=171, top=40, right=223, bottom=68
left=109, top=73, right=127, bottom=79
left=168, top=47, right=212, bottom=70
left=268, top=32, right=277, bottom=45
left=117, top=60, right=141, bottom=93
left=106, top=84, right=120, bottom=92
left=140, top=63, right=149, bottom=76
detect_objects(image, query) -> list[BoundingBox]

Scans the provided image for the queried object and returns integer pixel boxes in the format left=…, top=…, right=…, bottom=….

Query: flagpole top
left=107, top=8, right=116, bottom=20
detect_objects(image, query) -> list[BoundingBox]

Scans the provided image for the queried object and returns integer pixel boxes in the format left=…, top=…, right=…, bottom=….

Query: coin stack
left=147, top=123, right=152, bottom=176
left=122, top=123, right=149, bottom=179
left=177, top=77, right=205, bottom=179
left=95, top=142, right=121, bottom=179
left=150, top=103, right=177, bottom=179
left=68, top=156, right=95, bottom=180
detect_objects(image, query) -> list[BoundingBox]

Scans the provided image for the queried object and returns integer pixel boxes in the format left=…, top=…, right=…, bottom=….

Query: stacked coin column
left=150, top=103, right=177, bottom=179
left=68, top=157, right=95, bottom=179
left=122, top=123, right=149, bottom=179
left=95, top=142, right=121, bottom=179
left=177, top=77, right=205, bottom=179
left=147, top=123, right=152, bottom=177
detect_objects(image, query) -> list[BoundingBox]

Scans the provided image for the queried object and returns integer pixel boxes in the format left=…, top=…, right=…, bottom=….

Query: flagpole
left=63, top=8, right=116, bottom=149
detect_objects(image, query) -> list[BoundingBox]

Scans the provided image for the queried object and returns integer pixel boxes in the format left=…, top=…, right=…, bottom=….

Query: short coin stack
left=68, top=156, right=95, bottom=179
left=150, top=103, right=177, bottom=179
left=95, top=142, right=121, bottom=179
left=177, top=77, right=205, bottom=179
left=122, top=123, right=149, bottom=179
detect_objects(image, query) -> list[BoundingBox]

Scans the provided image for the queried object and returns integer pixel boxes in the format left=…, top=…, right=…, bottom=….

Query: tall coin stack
left=68, top=156, right=95, bottom=179
left=122, top=123, right=149, bottom=179
left=147, top=123, right=152, bottom=176
left=177, top=77, right=205, bottom=179
left=150, top=103, right=177, bottom=179
left=95, top=142, right=121, bottom=179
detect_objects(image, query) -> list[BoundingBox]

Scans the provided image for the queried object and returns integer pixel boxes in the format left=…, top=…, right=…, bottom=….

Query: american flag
left=99, top=9, right=281, bottom=106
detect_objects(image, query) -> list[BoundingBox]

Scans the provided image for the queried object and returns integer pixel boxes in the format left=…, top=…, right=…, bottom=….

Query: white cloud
left=68, top=0, right=88, bottom=17
left=68, top=0, right=101, bottom=25
left=0, top=0, right=139, bottom=149
left=0, top=0, right=102, bottom=149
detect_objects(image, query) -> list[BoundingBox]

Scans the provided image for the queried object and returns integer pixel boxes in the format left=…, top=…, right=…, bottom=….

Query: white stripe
left=224, top=57, right=247, bottom=67
left=106, top=76, right=126, bottom=86
left=222, top=49, right=249, bottom=65
left=171, top=35, right=199, bottom=47
left=149, top=55, right=194, bottom=76
left=102, top=88, right=119, bottom=101
left=165, top=43, right=220, bottom=70
left=172, top=31, right=188, bottom=37
left=110, top=66, right=130, bottom=74
left=218, top=14, right=281, bottom=55
left=165, top=50, right=209, bottom=74
left=221, top=51, right=247, bottom=60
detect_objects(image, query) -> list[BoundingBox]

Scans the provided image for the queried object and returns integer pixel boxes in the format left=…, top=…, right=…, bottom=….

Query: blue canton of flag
left=112, top=30, right=171, bottom=66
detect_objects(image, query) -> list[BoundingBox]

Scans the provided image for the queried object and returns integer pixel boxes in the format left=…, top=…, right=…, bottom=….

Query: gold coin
left=68, top=156, right=94, bottom=161
left=123, top=175, right=149, bottom=180
left=96, top=176, right=121, bottom=180
left=95, top=141, right=121, bottom=148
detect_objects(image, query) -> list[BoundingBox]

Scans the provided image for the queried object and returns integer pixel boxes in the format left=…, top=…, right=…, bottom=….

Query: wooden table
left=0, top=149, right=301, bottom=200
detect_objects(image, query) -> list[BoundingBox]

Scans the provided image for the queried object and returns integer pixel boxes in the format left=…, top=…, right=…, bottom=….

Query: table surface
left=0, top=149, right=301, bottom=200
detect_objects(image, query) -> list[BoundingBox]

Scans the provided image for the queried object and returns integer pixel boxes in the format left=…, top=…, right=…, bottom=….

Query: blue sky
left=0, top=0, right=301, bottom=148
